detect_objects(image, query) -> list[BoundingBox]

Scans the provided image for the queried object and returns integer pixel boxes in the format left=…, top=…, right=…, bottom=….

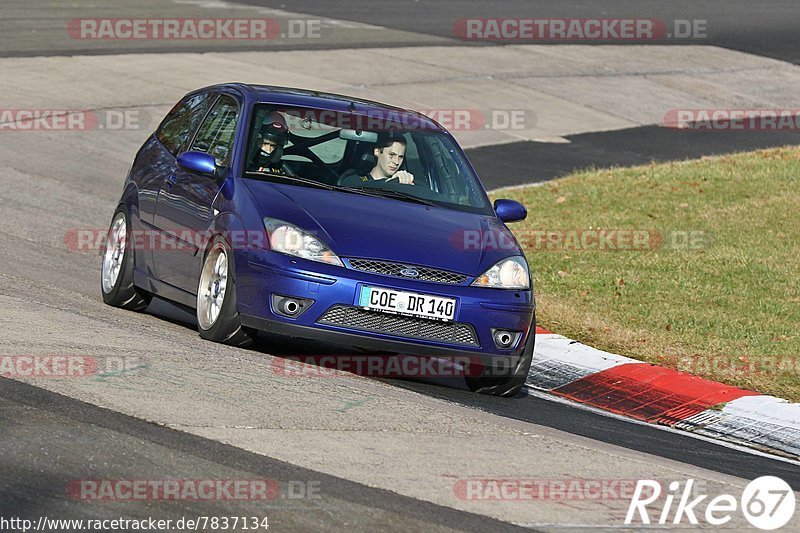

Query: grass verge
left=495, top=147, right=800, bottom=401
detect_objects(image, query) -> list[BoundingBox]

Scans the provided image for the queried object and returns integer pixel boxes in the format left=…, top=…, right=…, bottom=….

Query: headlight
left=263, top=218, right=343, bottom=267
left=471, top=257, right=530, bottom=289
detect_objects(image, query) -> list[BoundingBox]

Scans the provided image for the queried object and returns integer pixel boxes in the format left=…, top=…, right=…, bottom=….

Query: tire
left=196, top=236, right=256, bottom=347
left=465, top=316, right=536, bottom=397
left=101, top=207, right=152, bottom=311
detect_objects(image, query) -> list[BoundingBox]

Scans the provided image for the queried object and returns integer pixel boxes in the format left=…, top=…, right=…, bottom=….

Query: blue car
left=101, top=83, right=535, bottom=396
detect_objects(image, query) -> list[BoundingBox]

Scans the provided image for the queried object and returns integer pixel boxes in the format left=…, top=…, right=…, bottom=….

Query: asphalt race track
left=240, top=0, right=800, bottom=65
left=1, top=1, right=799, bottom=531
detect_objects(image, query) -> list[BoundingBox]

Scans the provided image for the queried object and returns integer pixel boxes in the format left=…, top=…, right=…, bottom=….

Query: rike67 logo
left=626, top=477, right=796, bottom=530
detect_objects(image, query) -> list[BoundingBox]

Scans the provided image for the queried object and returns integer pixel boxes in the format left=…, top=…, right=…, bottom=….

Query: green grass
left=495, top=147, right=800, bottom=401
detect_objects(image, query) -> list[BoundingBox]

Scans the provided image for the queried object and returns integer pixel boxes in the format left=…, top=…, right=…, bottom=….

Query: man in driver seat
left=252, top=114, right=293, bottom=176
left=340, top=133, right=415, bottom=187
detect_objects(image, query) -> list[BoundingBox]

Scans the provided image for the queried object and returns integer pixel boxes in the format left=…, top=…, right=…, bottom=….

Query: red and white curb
left=528, top=327, right=800, bottom=460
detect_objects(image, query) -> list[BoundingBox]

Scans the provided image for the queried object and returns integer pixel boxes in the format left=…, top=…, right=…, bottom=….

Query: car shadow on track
left=144, top=296, right=486, bottom=395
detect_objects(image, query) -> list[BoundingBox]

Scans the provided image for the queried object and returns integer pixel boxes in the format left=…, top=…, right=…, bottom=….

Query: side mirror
left=494, top=199, right=527, bottom=223
left=177, top=151, right=217, bottom=176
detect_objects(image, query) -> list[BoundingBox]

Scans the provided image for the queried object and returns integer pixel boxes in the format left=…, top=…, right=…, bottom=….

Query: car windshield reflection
left=244, top=105, right=493, bottom=215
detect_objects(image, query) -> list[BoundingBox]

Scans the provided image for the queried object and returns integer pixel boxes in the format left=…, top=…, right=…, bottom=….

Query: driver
left=340, top=133, right=415, bottom=186
left=252, top=113, right=293, bottom=175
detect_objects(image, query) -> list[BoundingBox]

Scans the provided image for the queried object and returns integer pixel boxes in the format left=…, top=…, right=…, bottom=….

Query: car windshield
left=243, top=104, right=494, bottom=215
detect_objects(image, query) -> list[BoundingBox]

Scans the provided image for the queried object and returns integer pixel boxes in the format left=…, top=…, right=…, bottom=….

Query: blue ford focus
left=101, top=83, right=535, bottom=396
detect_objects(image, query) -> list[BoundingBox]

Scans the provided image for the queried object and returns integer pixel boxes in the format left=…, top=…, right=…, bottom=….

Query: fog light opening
left=272, top=294, right=314, bottom=318
left=492, top=329, right=520, bottom=349
left=283, top=300, right=300, bottom=316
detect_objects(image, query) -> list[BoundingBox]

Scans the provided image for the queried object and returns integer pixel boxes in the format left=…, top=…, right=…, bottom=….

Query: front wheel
left=196, top=237, right=256, bottom=347
left=101, top=207, right=152, bottom=311
left=465, top=318, right=536, bottom=397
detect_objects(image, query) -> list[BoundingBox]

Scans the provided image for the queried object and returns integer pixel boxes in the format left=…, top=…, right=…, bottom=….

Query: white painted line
left=489, top=181, right=548, bottom=194
left=172, top=0, right=385, bottom=29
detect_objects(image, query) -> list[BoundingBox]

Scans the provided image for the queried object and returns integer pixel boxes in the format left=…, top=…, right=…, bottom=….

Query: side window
left=191, top=95, right=239, bottom=167
left=156, top=93, right=214, bottom=155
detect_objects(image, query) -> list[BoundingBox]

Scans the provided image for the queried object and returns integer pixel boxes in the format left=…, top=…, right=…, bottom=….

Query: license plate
left=358, top=286, right=456, bottom=322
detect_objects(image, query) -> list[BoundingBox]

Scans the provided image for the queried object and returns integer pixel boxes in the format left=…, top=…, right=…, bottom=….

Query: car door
left=152, top=94, right=240, bottom=293
left=139, top=92, right=214, bottom=278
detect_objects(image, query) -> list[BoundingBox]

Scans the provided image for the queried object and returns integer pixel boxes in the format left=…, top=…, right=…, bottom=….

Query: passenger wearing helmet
left=252, top=115, right=293, bottom=175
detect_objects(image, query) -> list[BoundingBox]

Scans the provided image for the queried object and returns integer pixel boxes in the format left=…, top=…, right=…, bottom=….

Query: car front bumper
left=236, top=251, right=535, bottom=366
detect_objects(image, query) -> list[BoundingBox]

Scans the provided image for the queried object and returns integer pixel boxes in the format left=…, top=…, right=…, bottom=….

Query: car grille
left=317, top=305, right=479, bottom=347
left=347, top=259, right=468, bottom=285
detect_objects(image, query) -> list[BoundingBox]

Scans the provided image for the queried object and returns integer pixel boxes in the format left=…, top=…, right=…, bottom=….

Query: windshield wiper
left=245, top=172, right=435, bottom=205
left=351, top=187, right=437, bottom=207
left=245, top=171, right=339, bottom=190
left=251, top=173, right=391, bottom=200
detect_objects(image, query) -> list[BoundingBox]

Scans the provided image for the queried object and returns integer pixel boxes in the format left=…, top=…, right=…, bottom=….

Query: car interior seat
left=337, top=152, right=377, bottom=185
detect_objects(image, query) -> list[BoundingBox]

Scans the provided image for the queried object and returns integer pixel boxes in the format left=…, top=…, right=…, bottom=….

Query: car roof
left=198, top=82, right=444, bottom=132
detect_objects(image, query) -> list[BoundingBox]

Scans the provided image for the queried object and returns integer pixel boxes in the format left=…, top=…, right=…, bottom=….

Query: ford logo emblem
left=400, top=268, right=419, bottom=278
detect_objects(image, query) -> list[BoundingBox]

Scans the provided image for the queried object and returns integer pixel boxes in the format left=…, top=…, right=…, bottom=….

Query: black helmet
left=257, top=113, right=289, bottom=166
left=258, top=120, right=288, bottom=147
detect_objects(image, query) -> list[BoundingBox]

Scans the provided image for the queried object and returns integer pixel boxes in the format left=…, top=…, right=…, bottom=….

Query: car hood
left=242, top=179, right=522, bottom=276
